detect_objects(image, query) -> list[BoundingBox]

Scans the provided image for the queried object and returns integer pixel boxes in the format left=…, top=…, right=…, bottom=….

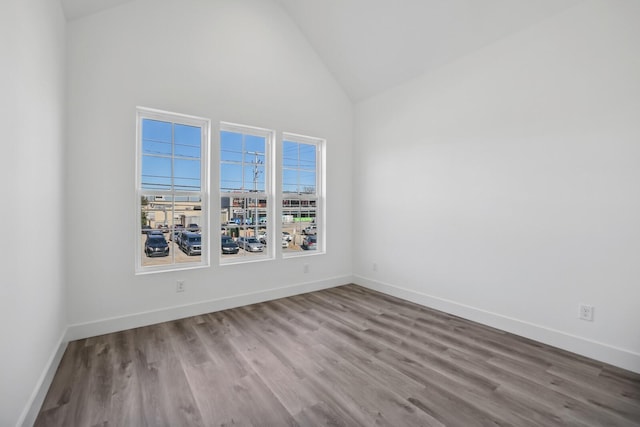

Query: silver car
left=237, top=237, right=265, bottom=252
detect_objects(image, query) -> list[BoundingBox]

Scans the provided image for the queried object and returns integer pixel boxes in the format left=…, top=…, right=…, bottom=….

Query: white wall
left=354, top=0, right=640, bottom=372
left=0, top=0, right=68, bottom=425
left=65, top=0, right=353, bottom=334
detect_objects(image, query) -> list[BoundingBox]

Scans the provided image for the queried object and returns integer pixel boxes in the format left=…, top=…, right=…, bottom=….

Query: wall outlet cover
left=579, top=304, right=594, bottom=321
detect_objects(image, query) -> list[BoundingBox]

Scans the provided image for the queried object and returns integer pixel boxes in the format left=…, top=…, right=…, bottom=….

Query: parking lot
left=141, top=223, right=315, bottom=266
left=141, top=237, right=201, bottom=267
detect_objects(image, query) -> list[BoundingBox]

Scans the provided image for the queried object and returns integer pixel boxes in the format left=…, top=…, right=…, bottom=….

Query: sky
left=142, top=118, right=318, bottom=195
left=141, top=118, right=201, bottom=191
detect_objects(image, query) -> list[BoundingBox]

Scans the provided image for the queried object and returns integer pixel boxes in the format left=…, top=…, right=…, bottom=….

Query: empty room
left=1, top=0, right=639, bottom=426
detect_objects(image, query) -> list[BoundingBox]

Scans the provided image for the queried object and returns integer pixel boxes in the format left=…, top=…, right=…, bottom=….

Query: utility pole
left=247, top=151, right=263, bottom=237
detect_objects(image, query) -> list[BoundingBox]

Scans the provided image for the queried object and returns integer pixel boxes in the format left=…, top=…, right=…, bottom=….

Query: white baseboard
left=66, top=275, right=353, bottom=341
left=18, top=330, right=68, bottom=427
left=354, top=275, right=640, bottom=374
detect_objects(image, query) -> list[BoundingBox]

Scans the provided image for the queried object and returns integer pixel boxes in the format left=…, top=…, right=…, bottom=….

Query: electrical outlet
left=579, top=304, right=594, bottom=321
left=176, top=280, right=186, bottom=293
left=303, top=264, right=309, bottom=274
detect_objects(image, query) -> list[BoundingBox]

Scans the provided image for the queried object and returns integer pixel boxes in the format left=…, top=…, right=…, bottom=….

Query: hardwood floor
left=35, top=284, right=640, bottom=426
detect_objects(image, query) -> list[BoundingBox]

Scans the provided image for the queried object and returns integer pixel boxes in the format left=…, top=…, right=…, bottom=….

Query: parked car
left=179, top=231, right=202, bottom=256
left=302, top=225, right=317, bottom=235
left=301, top=235, right=317, bottom=250
left=221, top=235, right=239, bottom=254
left=170, top=225, right=185, bottom=242
left=252, top=234, right=289, bottom=248
left=282, top=231, right=292, bottom=242
left=187, top=223, right=200, bottom=233
left=148, top=230, right=164, bottom=236
left=145, top=234, right=169, bottom=257
left=142, top=225, right=152, bottom=234
left=237, top=237, right=264, bottom=252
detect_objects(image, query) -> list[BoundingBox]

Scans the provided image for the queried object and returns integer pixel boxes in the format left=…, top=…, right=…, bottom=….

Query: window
left=282, top=133, right=324, bottom=255
left=136, top=107, right=210, bottom=273
left=219, top=123, right=273, bottom=262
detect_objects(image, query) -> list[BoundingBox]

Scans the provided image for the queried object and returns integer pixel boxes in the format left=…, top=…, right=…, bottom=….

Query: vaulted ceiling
left=60, top=0, right=582, bottom=102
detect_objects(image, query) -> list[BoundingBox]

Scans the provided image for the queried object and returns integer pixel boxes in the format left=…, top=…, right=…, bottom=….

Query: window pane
left=221, top=196, right=268, bottom=260
left=282, top=141, right=299, bottom=168
left=245, top=134, right=265, bottom=153
left=174, top=124, right=201, bottom=159
left=141, top=155, right=172, bottom=190
left=220, top=163, right=243, bottom=192
left=142, top=119, right=172, bottom=143
left=221, top=129, right=266, bottom=193
left=243, top=165, right=265, bottom=192
left=174, top=124, right=200, bottom=146
left=221, top=131, right=242, bottom=150
left=282, top=199, right=317, bottom=253
left=174, top=158, right=201, bottom=191
left=141, top=194, right=173, bottom=267
left=282, top=169, right=298, bottom=194
left=299, top=170, right=316, bottom=194
left=299, top=144, right=316, bottom=168
left=140, top=194, right=204, bottom=266
left=282, top=140, right=317, bottom=195
left=174, top=196, right=203, bottom=265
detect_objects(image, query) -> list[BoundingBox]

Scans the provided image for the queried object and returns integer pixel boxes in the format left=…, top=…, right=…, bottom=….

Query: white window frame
left=219, top=122, right=275, bottom=264
left=281, top=132, right=325, bottom=257
left=135, top=107, right=210, bottom=274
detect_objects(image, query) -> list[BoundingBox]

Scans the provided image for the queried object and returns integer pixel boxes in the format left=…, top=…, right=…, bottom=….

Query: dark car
left=142, top=225, right=152, bottom=234
left=179, top=231, right=202, bottom=256
left=221, top=236, right=239, bottom=254
left=145, top=234, right=169, bottom=257
left=187, top=223, right=200, bottom=233
left=301, top=235, right=317, bottom=250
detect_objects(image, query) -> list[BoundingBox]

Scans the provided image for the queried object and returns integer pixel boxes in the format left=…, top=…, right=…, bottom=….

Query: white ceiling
left=275, top=0, right=582, bottom=101
left=60, top=0, right=582, bottom=101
